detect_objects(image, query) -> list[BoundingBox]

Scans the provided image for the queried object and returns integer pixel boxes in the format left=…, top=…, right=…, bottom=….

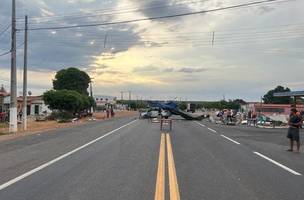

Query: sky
left=0, top=0, right=303, bottom=101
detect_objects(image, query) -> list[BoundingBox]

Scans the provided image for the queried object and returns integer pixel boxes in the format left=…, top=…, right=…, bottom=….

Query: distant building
left=274, top=91, right=304, bottom=105
left=94, top=95, right=117, bottom=107
left=93, top=95, right=127, bottom=111
left=242, top=103, right=304, bottom=116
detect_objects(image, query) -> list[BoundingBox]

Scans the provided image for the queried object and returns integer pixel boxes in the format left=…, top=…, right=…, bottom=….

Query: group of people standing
left=106, top=105, right=115, bottom=118
left=217, top=109, right=237, bottom=123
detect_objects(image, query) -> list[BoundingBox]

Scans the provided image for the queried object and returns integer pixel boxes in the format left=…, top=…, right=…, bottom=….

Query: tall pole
left=22, top=15, right=28, bottom=131
left=129, top=91, right=131, bottom=101
left=9, top=0, right=17, bottom=133
left=212, top=31, right=215, bottom=46
left=120, top=91, right=124, bottom=101
left=90, top=82, right=93, bottom=113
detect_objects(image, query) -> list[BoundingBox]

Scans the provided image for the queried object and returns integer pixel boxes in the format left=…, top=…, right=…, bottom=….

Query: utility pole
left=22, top=15, right=28, bottom=131
left=104, top=33, right=108, bottom=49
left=9, top=0, right=17, bottom=133
left=90, top=81, right=94, bottom=113
left=212, top=31, right=215, bottom=46
left=128, top=91, right=131, bottom=101
left=120, top=91, right=124, bottom=101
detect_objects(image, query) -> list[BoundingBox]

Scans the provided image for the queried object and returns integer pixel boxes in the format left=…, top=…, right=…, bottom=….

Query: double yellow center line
left=154, top=133, right=180, bottom=200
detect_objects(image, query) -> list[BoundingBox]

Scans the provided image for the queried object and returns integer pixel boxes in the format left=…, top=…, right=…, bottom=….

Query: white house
left=3, top=96, right=51, bottom=116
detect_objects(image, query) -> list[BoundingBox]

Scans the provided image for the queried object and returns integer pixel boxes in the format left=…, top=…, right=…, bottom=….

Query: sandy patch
left=0, top=111, right=137, bottom=142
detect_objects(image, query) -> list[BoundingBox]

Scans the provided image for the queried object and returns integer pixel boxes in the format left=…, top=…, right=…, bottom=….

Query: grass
left=0, top=123, right=8, bottom=128
left=0, top=122, right=9, bottom=136
left=0, top=131, right=10, bottom=136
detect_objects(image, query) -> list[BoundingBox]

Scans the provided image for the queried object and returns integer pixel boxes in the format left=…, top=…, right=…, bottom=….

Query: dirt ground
left=0, top=111, right=138, bottom=142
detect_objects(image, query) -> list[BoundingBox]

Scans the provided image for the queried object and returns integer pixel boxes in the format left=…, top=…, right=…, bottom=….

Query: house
left=17, top=96, right=51, bottom=116
left=2, top=95, right=51, bottom=117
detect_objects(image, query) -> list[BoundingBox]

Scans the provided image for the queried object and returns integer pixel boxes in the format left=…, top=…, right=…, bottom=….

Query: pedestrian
left=247, top=110, right=252, bottom=126
left=18, top=111, right=22, bottom=121
left=111, top=107, right=115, bottom=118
left=252, top=112, right=257, bottom=127
left=287, top=108, right=302, bottom=152
left=227, top=110, right=232, bottom=123
left=106, top=108, right=110, bottom=118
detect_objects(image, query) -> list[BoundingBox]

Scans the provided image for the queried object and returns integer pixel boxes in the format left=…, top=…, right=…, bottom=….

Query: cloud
left=133, top=65, right=207, bottom=74
left=133, top=66, right=159, bottom=73
left=136, top=0, right=191, bottom=16
left=178, top=67, right=206, bottom=73
left=1, top=0, right=303, bottom=101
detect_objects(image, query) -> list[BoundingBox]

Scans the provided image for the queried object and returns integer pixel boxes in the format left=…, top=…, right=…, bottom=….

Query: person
left=247, top=110, right=252, bottom=126
left=110, top=107, right=115, bottom=118
left=227, top=110, right=232, bottom=123
left=106, top=108, right=110, bottom=118
left=252, top=112, right=257, bottom=127
left=287, top=108, right=302, bottom=152
left=18, top=111, right=22, bottom=121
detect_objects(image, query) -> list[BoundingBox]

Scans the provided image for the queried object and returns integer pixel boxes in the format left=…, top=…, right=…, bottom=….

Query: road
left=0, top=116, right=304, bottom=200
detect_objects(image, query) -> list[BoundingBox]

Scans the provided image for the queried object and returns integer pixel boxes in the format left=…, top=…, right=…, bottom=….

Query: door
left=34, top=105, right=39, bottom=115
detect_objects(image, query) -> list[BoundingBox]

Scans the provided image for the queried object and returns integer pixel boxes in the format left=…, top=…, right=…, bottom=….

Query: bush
left=47, top=111, right=74, bottom=121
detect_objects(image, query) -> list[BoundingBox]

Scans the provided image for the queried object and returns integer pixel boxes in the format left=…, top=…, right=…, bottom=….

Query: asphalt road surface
left=1, top=116, right=304, bottom=200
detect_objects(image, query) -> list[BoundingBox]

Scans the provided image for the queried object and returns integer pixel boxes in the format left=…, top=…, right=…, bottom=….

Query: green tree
left=233, top=99, right=246, bottom=105
left=53, top=68, right=91, bottom=95
left=263, top=86, right=292, bottom=104
left=177, top=102, right=187, bottom=111
left=43, top=90, right=93, bottom=114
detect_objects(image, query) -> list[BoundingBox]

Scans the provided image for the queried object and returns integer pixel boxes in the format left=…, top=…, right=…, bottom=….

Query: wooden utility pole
left=129, top=91, right=131, bottom=101
left=212, top=31, right=215, bottom=46
left=120, top=91, right=124, bottom=100
left=90, top=81, right=94, bottom=113
left=9, top=0, right=17, bottom=132
left=22, top=15, right=28, bottom=130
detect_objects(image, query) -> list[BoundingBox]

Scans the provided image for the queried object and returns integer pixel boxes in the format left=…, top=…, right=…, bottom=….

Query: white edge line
left=195, top=121, right=206, bottom=127
left=207, top=128, right=217, bottom=133
left=0, top=119, right=138, bottom=191
left=220, top=134, right=240, bottom=145
left=253, top=151, right=301, bottom=176
left=194, top=122, right=217, bottom=133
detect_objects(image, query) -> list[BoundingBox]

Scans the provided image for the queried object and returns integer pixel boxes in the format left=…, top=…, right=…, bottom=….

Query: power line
left=32, top=28, right=304, bottom=42
left=0, top=24, right=11, bottom=37
left=22, top=0, right=289, bottom=31
left=0, top=42, right=24, bottom=57
left=0, top=50, right=11, bottom=57
left=29, top=34, right=302, bottom=50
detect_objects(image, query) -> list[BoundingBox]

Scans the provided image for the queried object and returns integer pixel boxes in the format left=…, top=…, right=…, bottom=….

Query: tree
left=233, top=99, right=246, bottom=105
left=53, top=67, right=91, bottom=95
left=263, top=86, right=292, bottom=104
left=177, top=102, right=187, bottom=111
left=43, top=90, right=94, bottom=114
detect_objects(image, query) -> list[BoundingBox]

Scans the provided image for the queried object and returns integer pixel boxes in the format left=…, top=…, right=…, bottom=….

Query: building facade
left=242, top=103, right=304, bottom=116
left=2, top=95, right=51, bottom=116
